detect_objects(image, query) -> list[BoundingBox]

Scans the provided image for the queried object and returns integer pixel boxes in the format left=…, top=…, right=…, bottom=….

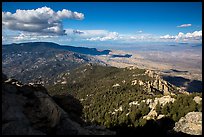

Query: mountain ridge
left=3, top=42, right=111, bottom=56
left=2, top=42, right=108, bottom=85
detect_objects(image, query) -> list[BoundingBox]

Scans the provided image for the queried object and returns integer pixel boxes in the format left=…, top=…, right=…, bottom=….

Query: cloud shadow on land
left=162, top=76, right=202, bottom=93
left=162, top=76, right=190, bottom=87
left=187, top=80, right=202, bottom=93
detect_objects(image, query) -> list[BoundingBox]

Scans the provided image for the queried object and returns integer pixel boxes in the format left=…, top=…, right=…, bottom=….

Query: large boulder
left=2, top=74, right=115, bottom=135
left=193, top=96, right=202, bottom=104
left=173, top=112, right=202, bottom=135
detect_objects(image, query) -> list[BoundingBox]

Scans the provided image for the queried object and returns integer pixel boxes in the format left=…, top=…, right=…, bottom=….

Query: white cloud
left=160, top=30, right=202, bottom=42
left=2, top=32, right=59, bottom=44
left=137, top=30, right=143, bottom=33
left=3, top=26, right=202, bottom=44
left=2, top=7, right=84, bottom=35
left=56, top=9, right=84, bottom=20
left=86, top=32, right=119, bottom=41
left=160, top=34, right=176, bottom=39
left=65, top=29, right=119, bottom=41
left=65, top=29, right=171, bottom=43
left=65, top=29, right=156, bottom=42
left=177, top=24, right=192, bottom=28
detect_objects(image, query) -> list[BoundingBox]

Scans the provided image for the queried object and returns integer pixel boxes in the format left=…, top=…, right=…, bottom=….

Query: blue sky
left=2, top=2, right=202, bottom=47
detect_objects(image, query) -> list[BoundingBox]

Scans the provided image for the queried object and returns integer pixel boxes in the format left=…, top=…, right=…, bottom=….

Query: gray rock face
left=173, top=112, right=202, bottom=135
left=2, top=74, right=115, bottom=135
left=2, top=81, right=45, bottom=135
left=143, top=69, right=179, bottom=95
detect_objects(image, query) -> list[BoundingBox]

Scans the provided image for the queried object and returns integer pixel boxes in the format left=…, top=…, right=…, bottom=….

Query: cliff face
left=144, top=69, right=189, bottom=95
left=129, top=69, right=179, bottom=96
left=173, top=112, right=202, bottom=135
left=2, top=74, right=115, bottom=135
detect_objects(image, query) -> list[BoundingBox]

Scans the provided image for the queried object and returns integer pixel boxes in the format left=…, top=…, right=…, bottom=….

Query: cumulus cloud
left=177, top=24, right=192, bottom=28
left=65, top=29, right=158, bottom=42
left=2, top=7, right=84, bottom=35
left=12, top=32, right=59, bottom=43
left=160, top=34, right=176, bottom=39
left=65, top=29, right=119, bottom=41
left=66, top=29, right=156, bottom=42
left=86, top=32, right=119, bottom=41
left=160, top=30, right=202, bottom=42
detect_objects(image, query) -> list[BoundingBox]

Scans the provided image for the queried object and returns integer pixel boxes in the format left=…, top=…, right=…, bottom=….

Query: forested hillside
left=47, top=64, right=202, bottom=135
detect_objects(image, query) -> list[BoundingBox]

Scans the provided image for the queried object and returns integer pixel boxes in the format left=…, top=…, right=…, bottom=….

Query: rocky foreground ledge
left=174, top=112, right=202, bottom=135
left=2, top=73, right=115, bottom=135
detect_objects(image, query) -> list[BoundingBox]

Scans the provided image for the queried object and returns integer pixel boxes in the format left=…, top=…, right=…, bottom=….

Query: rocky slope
left=2, top=63, right=202, bottom=135
left=2, top=42, right=107, bottom=85
left=46, top=64, right=202, bottom=135
left=2, top=42, right=202, bottom=136
left=2, top=73, right=115, bottom=135
left=173, top=112, right=202, bottom=135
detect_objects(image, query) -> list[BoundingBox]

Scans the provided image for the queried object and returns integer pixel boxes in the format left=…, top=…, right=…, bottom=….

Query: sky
left=2, top=2, right=202, bottom=48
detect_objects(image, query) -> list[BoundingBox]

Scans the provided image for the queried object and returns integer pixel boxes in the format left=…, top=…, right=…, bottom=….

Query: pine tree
left=162, top=103, right=169, bottom=115
left=155, top=101, right=161, bottom=114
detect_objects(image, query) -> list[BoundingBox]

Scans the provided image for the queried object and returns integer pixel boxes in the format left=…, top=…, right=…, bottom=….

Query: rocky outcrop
left=143, top=95, right=175, bottom=120
left=145, top=69, right=190, bottom=95
left=144, top=95, right=175, bottom=110
left=131, top=69, right=180, bottom=95
left=157, top=114, right=165, bottom=120
left=193, top=96, right=202, bottom=104
left=112, top=83, right=120, bottom=87
left=130, top=95, right=175, bottom=120
left=2, top=74, right=115, bottom=135
left=143, top=110, right=157, bottom=120
left=173, top=112, right=202, bottom=135
left=2, top=78, right=45, bottom=135
left=144, top=69, right=185, bottom=95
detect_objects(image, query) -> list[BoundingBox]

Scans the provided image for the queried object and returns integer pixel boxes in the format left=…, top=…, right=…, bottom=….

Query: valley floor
left=96, top=49, right=202, bottom=93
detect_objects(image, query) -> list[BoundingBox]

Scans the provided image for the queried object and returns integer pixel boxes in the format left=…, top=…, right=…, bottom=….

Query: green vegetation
left=47, top=64, right=157, bottom=128
left=156, top=93, right=202, bottom=122
left=155, top=101, right=161, bottom=114
left=47, top=64, right=202, bottom=129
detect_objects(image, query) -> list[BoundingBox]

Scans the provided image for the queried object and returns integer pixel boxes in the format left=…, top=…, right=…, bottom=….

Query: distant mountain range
left=3, top=42, right=111, bottom=55
left=2, top=42, right=108, bottom=85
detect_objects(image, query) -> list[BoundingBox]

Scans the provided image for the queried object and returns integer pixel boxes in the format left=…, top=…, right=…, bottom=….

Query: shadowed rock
left=2, top=74, right=115, bottom=135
